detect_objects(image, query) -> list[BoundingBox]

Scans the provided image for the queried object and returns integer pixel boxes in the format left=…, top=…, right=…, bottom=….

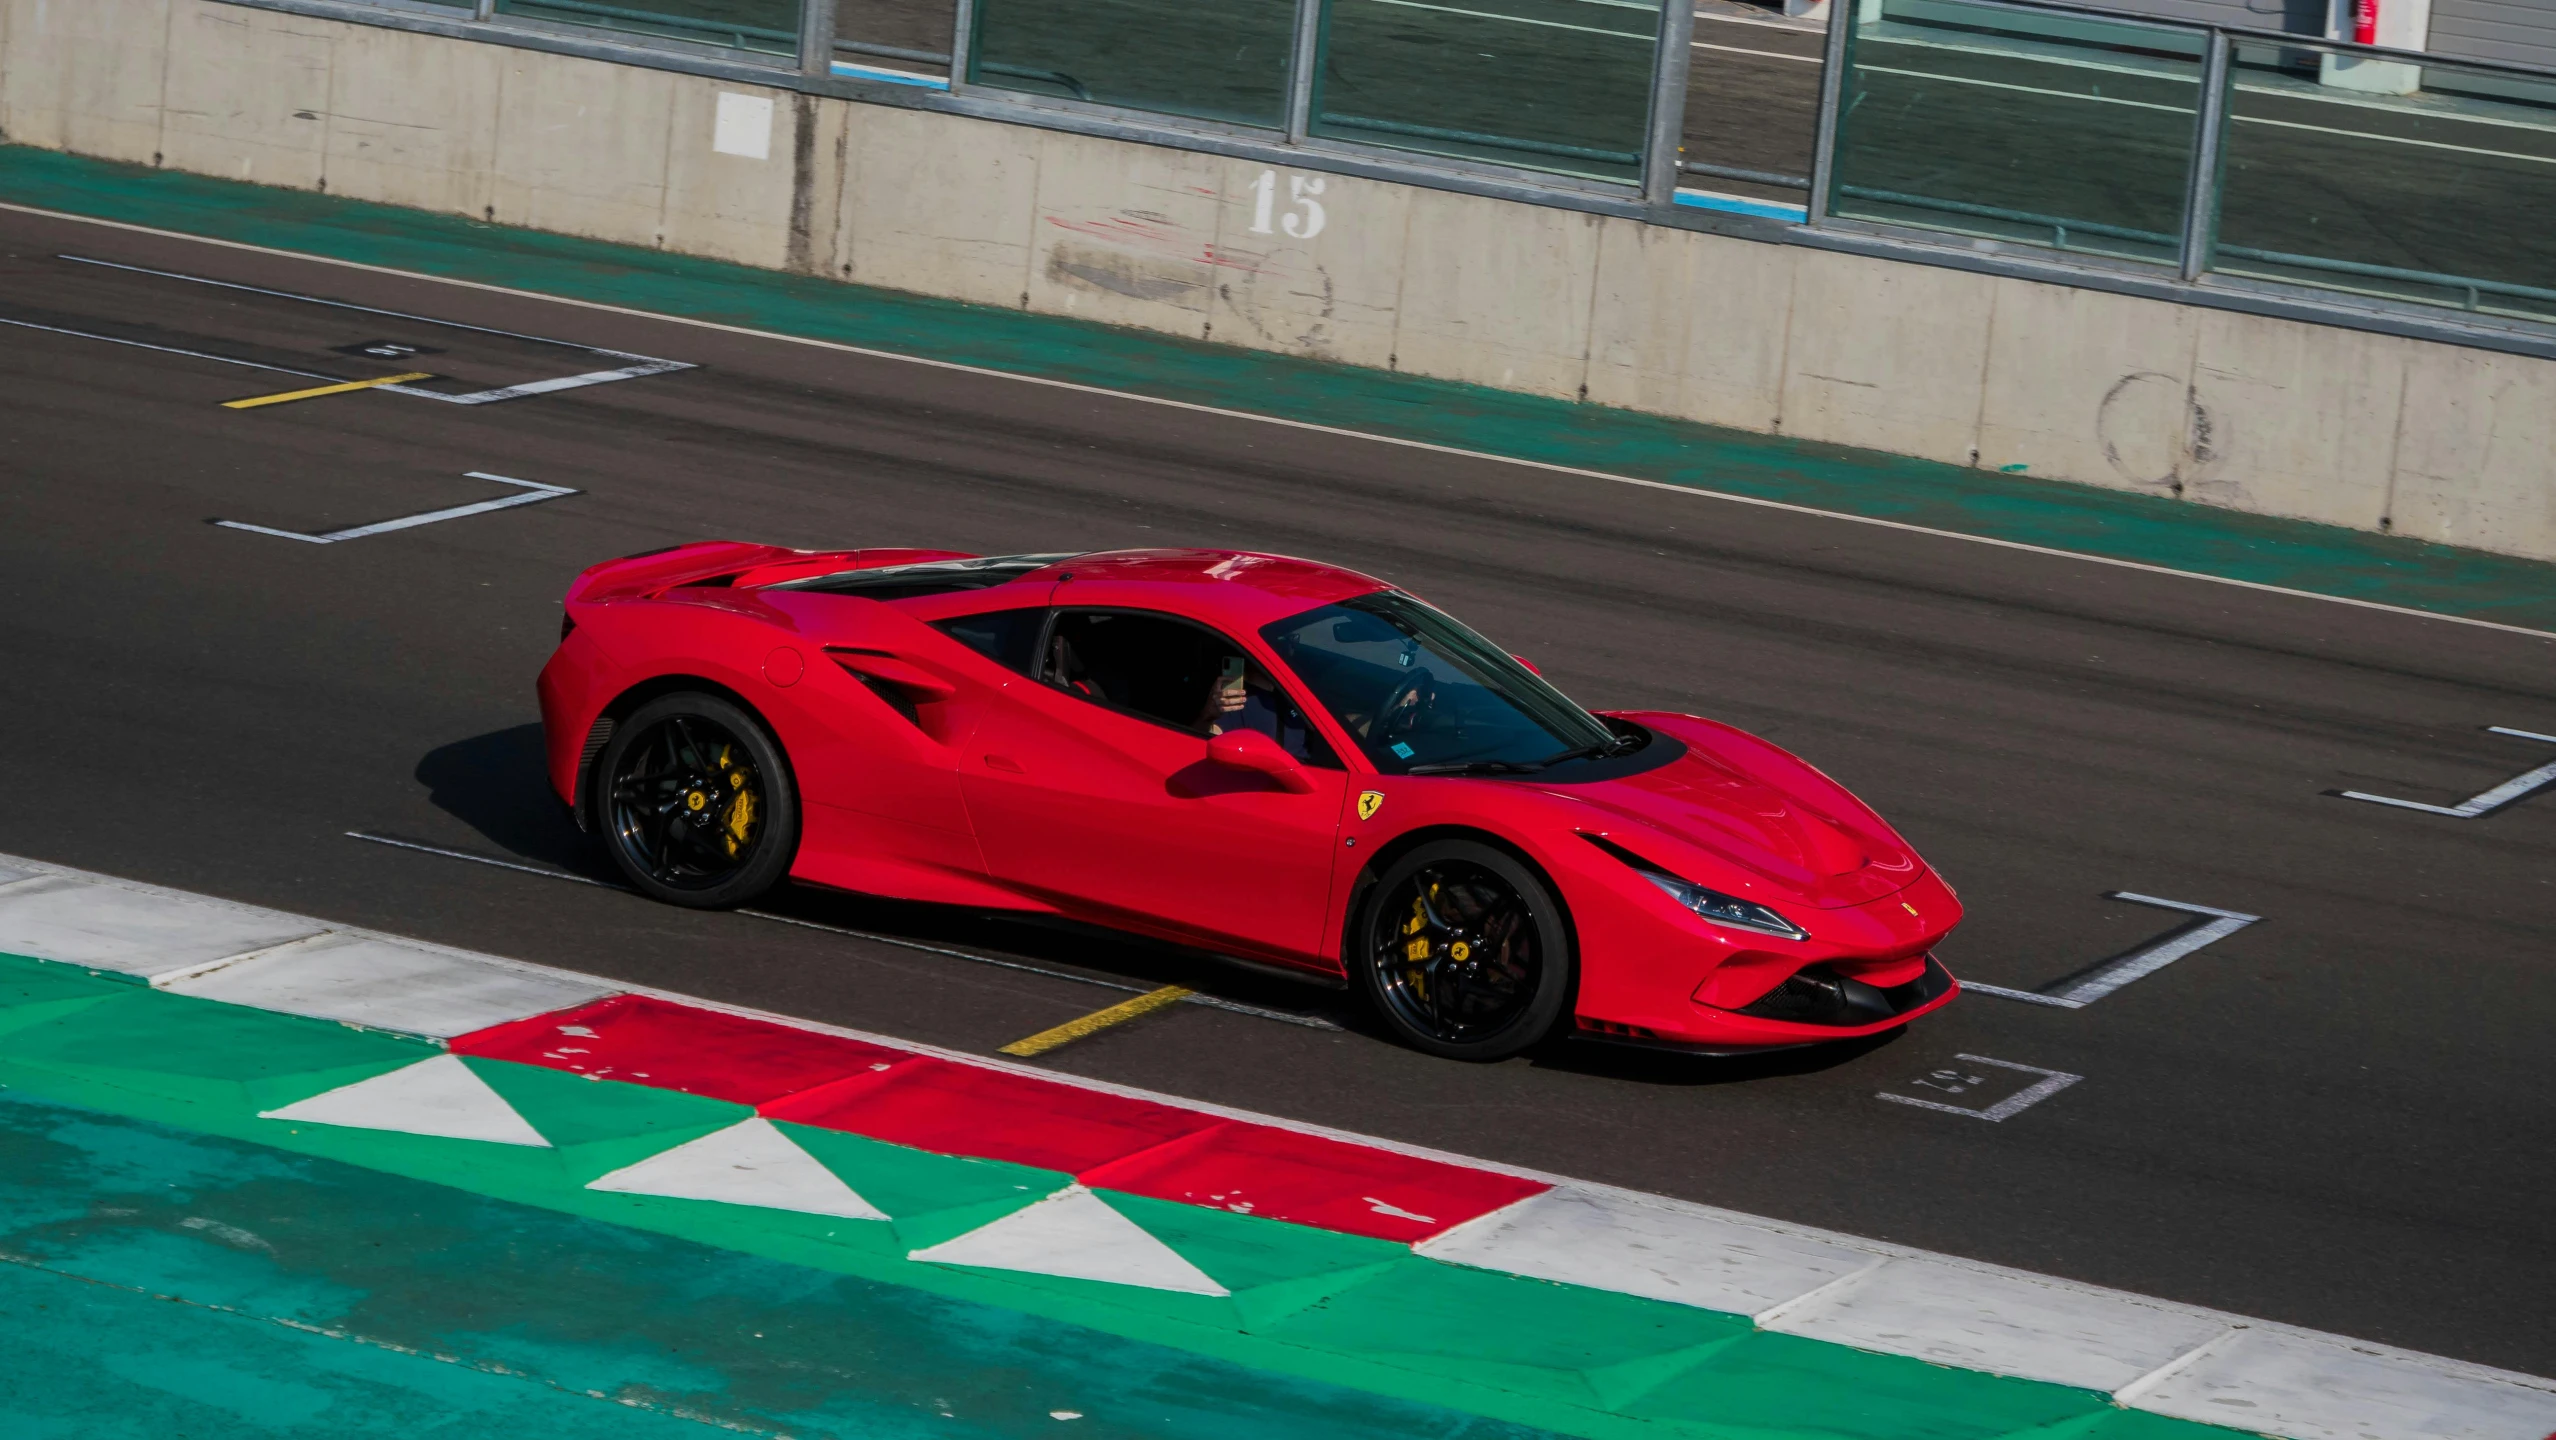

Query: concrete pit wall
left=3, top=0, right=2552, bottom=562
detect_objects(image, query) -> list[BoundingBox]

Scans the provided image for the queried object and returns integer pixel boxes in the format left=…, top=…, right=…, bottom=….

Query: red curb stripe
left=1081, top=1120, right=1547, bottom=1242
left=762, top=1056, right=1219, bottom=1173
left=453, top=994, right=910, bottom=1106
left=456, top=992, right=1548, bottom=1241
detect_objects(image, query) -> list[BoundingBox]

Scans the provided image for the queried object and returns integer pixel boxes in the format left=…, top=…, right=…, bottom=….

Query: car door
left=960, top=607, right=1347, bottom=962
left=744, top=590, right=1031, bottom=899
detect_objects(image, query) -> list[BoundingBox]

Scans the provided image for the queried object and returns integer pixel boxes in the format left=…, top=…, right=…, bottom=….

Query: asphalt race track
left=1, top=203, right=2551, bottom=1379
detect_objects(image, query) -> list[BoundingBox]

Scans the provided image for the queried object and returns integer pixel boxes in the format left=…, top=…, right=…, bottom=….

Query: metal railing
left=450, top=0, right=2556, bottom=334
left=1819, top=0, right=2556, bottom=321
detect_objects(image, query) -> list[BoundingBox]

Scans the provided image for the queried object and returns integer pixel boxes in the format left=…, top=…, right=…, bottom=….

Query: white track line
left=56, top=251, right=697, bottom=401
left=1968, top=892, right=2261, bottom=1009
left=2338, top=725, right=2556, bottom=817
left=3, top=200, right=2550, bottom=645
left=58, top=253, right=670, bottom=357
left=217, top=472, right=578, bottom=544
left=0, top=314, right=341, bottom=381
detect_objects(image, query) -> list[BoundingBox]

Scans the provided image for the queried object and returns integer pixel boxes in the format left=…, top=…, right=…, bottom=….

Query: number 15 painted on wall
left=1245, top=170, right=1327, bottom=239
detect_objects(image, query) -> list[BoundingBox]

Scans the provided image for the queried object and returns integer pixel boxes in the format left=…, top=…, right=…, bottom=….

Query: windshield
left=1260, top=592, right=1618, bottom=775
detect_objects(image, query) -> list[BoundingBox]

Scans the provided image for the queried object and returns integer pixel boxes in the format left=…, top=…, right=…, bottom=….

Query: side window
left=1043, top=610, right=1339, bottom=768
left=934, top=608, right=1045, bottom=675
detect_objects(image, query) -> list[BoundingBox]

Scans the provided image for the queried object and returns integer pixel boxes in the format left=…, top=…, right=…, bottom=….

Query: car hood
left=1551, top=712, right=1925, bottom=909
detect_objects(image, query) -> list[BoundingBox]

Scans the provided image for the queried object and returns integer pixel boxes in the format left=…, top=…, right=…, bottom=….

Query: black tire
left=597, top=692, right=799, bottom=909
left=1352, top=840, right=1574, bottom=1061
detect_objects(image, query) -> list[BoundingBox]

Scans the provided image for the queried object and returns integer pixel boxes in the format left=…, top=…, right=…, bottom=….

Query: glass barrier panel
left=1311, top=0, right=1663, bottom=184
left=496, top=0, right=801, bottom=56
left=1828, top=0, right=2204, bottom=265
left=2213, top=44, right=2556, bottom=323
left=834, top=0, right=954, bottom=82
left=1679, top=7, right=1822, bottom=205
left=969, top=0, right=1295, bottom=128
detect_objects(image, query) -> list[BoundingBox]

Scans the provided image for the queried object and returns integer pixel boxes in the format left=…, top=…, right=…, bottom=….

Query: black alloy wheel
left=1354, top=840, right=1574, bottom=1061
left=599, top=693, right=799, bottom=908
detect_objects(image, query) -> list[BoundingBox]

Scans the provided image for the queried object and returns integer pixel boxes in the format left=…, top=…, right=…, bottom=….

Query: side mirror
left=1512, top=654, right=1542, bottom=676
left=1206, top=728, right=1315, bottom=793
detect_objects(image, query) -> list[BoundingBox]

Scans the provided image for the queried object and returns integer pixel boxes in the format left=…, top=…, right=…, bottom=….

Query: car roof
left=1022, top=548, right=1390, bottom=629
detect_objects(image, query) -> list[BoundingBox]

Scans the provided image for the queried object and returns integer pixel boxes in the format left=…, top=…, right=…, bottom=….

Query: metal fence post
left=798, top=0, right=839, bottom=77
left=1804, top=0, right=1854, bottom=225
left=473, top=0, right=495, bottom=20
left=1286, top=0, right=1323, bottom=144
left=1641, top=0, right=1696, bottom=206
left=2179, top=29, right=2233, bottom=282
left=949, top=0, right=979, bottom=92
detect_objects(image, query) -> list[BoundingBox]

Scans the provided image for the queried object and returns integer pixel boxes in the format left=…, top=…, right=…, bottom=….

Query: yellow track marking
left=223, top=371, right=434, bottom=409
left=999, top=985, right=1193, bottom=1057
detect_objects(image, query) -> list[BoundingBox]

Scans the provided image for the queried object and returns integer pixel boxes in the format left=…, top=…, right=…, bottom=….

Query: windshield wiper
left=1405, top=736, right=1639, bottom=777
left=1401, top=758, right=1548, bottom=776
left=1531, top=736, right=1640, bottom=768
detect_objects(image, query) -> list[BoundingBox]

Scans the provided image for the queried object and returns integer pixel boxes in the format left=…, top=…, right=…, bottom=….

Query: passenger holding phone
left=1195, top=655, right=1250, bottom=732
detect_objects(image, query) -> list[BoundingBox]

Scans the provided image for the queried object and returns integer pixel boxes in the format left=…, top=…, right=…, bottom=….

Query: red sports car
left=538, top=544, right=1960, bottom=1060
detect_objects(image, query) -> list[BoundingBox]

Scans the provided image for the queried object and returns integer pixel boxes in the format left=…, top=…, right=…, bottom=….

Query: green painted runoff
left=0, top=953, right=2255, bottom=1440
left=0, top=1087, right=1559, bottom=1440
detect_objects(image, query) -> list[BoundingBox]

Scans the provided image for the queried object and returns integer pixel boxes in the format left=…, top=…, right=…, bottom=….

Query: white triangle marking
left=908, top=1185, right=1228, bottom=1296
left=585, top=1118, right=888, bottom=1220
left=258, top=1054, right=551, bottom=1147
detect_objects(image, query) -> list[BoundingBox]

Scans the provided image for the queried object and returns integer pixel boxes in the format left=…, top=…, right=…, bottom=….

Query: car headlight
left=1640, top=871, right=1809, bottom=941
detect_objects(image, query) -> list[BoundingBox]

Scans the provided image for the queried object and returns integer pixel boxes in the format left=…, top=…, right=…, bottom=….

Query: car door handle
left=983, top=754, right=1025, bottom=773
left=826, top=647, right=957, bottom=701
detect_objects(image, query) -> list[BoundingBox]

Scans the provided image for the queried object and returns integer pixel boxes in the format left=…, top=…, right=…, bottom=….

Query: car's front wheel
left=1353, top=840, right=1574, bottom=1061
left=598, top=692, right=798, bottom=908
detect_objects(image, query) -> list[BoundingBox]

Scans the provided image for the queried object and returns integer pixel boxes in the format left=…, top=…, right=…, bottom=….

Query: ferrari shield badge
left=1357, top=790, right=1385, bottom=821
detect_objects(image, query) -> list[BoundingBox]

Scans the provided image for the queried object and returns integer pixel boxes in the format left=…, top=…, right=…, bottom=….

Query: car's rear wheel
left=599, top=693, right=798, bottom=909
left=1353, top=840, right=1573, bottom=1061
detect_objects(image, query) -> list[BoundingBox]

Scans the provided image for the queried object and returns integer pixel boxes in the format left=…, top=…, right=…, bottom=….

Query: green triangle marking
left=462, top=1058, right=749, bottom=1181
left=1623, top=1329, right=2115, bottom=1438
left=0, top=952, right=143, bottom=1001
left=0, top=986, right=435, bottom=1109
left=0, top=994, right=123, bottom=1040
left=890, top=1190, right=1068, bottom=1255
left=0, top=955, right=137, bottom=1039
left=1258, top=1256, right=1749, bottom=1407
left=1225, top=1262, right=1408, bottom=1332
left=1093, top=1190, right=1410, bottom=1294
left=1580, top=1333, right=1751, bottom=1412
left=1082, top=1191, right=1415, bottom=1330
left=777, top=1120, right=1067, bottom=1246
left=1990, top=1409, right=2252, bottom=1440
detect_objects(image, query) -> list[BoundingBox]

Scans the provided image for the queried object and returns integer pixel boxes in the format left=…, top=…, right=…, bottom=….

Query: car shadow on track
left=1527, top=1025, right=1904, bottom=1086
left=416, top=724, right=606, bottom=878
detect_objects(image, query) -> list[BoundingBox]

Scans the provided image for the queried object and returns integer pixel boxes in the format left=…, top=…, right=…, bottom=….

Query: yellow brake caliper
left=716, top=745, right=757, bottom=857
left=1403, top=895, right=1432, bottom=998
